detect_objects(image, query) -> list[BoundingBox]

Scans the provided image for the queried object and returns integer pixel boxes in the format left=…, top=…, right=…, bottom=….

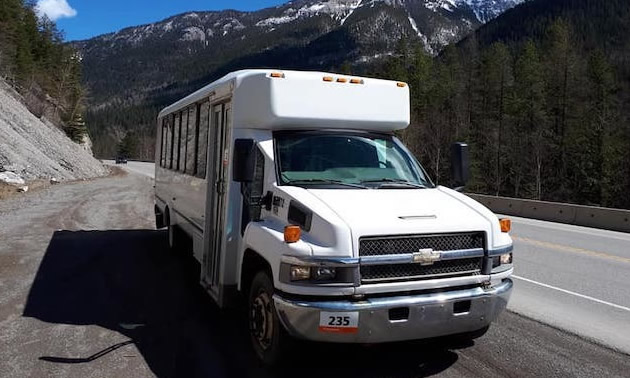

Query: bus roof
left=158, top=69, right=410, bottom=132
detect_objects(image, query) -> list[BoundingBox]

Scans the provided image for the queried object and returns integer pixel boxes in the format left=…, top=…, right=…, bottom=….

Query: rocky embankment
left=0, top=79, right=108, bottom=195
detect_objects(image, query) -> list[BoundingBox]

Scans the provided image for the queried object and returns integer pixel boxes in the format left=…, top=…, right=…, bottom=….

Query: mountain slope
left=378, top=0, right=630, bottom=208
left=75, top=0, right=524, bottom=158
left=0, top=79, right=107, bottom=183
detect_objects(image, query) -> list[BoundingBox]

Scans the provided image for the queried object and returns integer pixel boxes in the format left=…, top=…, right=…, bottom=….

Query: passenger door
left=203, top=101, right=232, bottom=294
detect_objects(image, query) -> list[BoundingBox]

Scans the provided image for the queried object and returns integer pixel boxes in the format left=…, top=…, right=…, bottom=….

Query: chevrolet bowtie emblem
left=412, top=249, right=441, bottom=265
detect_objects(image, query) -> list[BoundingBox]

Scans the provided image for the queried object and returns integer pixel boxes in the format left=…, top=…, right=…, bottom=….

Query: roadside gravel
left=0, top=171, right=155, bottom=378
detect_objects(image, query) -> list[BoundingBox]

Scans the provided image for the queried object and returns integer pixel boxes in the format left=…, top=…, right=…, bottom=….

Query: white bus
left=154, top=70, right=513, bottom=365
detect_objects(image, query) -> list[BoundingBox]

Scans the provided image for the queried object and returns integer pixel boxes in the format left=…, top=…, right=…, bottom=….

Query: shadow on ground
left=23, top=230, right=463, bottom=378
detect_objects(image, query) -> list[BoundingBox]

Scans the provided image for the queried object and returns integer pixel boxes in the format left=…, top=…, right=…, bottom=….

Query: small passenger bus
left=154, top=70, right=514, bottom=365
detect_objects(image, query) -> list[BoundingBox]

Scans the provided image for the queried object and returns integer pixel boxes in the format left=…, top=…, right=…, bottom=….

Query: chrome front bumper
left=274, top=279, right=513, bottom=343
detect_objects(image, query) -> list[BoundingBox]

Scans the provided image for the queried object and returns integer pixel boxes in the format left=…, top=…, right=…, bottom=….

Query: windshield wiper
left=359, top=178, right=427, bottom=189
left=284, top=179, right=367, bottom=189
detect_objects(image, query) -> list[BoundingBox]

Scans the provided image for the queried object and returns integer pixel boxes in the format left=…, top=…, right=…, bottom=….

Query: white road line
left=512, top=275, right=630, bottom=313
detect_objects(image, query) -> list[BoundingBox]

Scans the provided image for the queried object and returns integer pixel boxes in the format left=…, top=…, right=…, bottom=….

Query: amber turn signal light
left=499, top=218, right=511, bottom=233
left=284, top=225, right=301, bottom=243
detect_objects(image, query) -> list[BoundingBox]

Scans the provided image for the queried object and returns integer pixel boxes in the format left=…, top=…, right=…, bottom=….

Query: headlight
left=289, top=266, right=311, bottom=281
left=313, top=267, right=336, bottom=281
left=492, top=253, right=513, bottom=269
left=500, top=253, right=513, bottom=265
left=281, top=261, right=353, bottom=285
left=289, top=265, right=337, bottom=281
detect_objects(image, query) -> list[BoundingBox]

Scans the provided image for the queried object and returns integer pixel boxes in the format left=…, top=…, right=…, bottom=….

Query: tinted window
left=275, top=133, right=432, bottom=188
left=173, top=113, right=181, bottom=170
left=196, top=101, right=210, bottom=179
left=167, top=115, right=174, bottom=169
left=241, top=146, right=265, bottom=231
left=160, top=118, right=167, bottom=167
left=186, top=106, right=197, bottom=174
left=179, top=111, right=187, bottom=172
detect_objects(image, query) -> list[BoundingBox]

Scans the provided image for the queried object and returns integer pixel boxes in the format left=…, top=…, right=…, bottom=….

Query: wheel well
left=164, top=206, right=170, bottom=225
left=155, top=204, right=166, bottom=229
left=241, top=249, right=272, bottom=295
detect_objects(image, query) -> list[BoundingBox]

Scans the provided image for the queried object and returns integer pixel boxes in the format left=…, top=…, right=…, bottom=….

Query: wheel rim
left=250, top=290, right=273, bottom=351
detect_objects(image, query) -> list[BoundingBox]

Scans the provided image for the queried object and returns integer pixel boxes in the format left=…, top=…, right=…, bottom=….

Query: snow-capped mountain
left=77, top=0, right=524, bottom=59
left=76, top=0, right=525, bottom=115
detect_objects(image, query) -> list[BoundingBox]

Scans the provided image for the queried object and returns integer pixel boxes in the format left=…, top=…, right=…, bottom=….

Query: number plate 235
left=319, top=312, right=359, bottom=334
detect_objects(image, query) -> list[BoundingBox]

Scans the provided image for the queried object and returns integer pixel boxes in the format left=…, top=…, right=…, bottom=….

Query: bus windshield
left=274, top=132, right=433, bottom=189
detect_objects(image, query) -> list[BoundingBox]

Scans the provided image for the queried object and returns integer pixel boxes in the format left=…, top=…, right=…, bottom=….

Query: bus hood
left=307, top=186, right=500, bottom=255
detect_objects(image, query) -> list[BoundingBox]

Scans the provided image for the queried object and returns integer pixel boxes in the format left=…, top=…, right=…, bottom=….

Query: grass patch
left=0, top=182, right=18, bottom=201
left=108, top=166, right=128, bottom=177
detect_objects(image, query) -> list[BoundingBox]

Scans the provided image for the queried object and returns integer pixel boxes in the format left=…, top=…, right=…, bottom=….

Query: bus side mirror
left=233, top=139, right=255, bottom=182
left=451, top=142, right=470, bottom=192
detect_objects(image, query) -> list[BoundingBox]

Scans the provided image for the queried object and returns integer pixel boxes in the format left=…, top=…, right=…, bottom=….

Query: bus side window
left=186, top=105, right=197, bottom=175
left=160, top=118, right=167, bottom=167
left=179, top=110, right=187, bottom=172
left=174, top=112, right=181, bottom=170
left=196, top=101, right=210, bottom=179
left=241, top=146, right=265, bottom=233
left=166, top=114, right=173, bottom=169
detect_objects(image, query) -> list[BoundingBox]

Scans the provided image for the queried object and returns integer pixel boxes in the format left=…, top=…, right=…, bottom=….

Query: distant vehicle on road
left=153, top=70, right=514, bottom=365
left=115, top=157, right=127, bottom=164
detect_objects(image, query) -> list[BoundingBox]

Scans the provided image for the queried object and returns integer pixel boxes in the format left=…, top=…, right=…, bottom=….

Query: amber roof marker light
left=270, top=72, right=285, bottom=78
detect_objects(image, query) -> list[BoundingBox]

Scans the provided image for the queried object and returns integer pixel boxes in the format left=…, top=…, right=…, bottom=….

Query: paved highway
left=0, top=164, right=628, bottom=377
left=508, top=217, right=630, bottom=354
left=104, top=160, right=155, bottom=179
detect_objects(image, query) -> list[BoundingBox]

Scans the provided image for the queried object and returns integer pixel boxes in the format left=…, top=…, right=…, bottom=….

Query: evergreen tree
left=0, top=0, right=23, bottom=77
left=117, top=133, right=138, bottom=158
left=376, top=0, right=630, bottom=209
left=575, top=50, right=616, bottom=205
left=64, top=113, right=87, bottom=143
left=543, top=19, right=577, bottom=198
left=478, top=42, right=512, bottom=195
left=512, top=40, right=547, bottom=199
left=0, top=0, right=89, bottom=145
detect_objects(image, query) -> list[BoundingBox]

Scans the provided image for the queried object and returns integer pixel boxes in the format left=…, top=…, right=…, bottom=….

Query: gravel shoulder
left=0, top=172, right=629, bottom=378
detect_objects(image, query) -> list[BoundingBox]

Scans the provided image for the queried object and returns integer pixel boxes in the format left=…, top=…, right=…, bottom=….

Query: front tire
left=248, top=271, right=291, bottom=366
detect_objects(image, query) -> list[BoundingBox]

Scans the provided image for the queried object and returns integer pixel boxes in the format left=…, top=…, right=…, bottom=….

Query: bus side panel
left=155, top=104, right=209, bottom=264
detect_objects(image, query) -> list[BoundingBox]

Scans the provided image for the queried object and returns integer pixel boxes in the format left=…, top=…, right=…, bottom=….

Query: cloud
left=35, top=0, right=77, bottom=21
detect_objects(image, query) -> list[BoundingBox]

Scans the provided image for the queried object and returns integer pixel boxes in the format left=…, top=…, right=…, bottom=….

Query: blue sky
left=36, top=0, right=288, bottom=41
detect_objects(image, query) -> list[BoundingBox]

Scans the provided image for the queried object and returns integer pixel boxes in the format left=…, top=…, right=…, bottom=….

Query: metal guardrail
left=468, top=194, right=630, bottom=233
